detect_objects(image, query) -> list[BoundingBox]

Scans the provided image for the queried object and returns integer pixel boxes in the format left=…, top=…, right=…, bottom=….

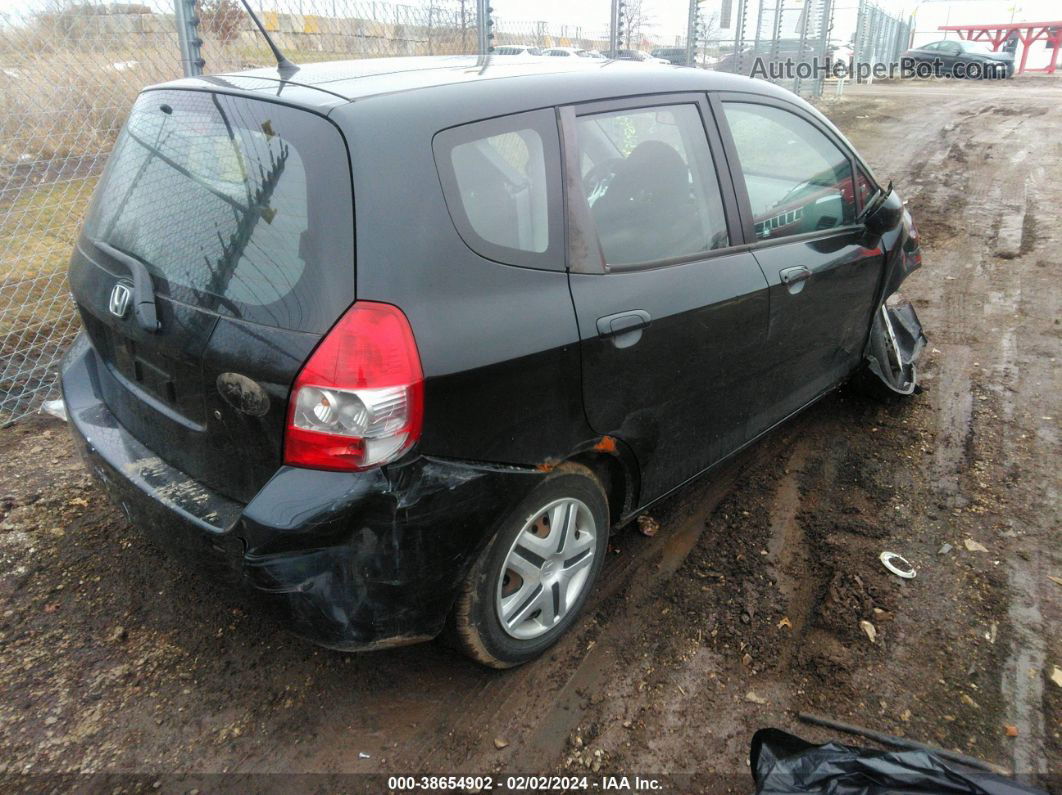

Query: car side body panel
left=328, top=94, right=595, bottom=469
left=60, top=58, right=926, bottom=652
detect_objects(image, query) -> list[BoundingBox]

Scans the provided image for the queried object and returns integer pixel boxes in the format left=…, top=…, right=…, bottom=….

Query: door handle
left=596, top=310, right=651, bottom=348
left=779, top=266, right=812, bottom=294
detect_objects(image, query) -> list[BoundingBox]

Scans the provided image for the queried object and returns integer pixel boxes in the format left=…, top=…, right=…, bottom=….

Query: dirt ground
left=0, top=76, right=1058, bottom=792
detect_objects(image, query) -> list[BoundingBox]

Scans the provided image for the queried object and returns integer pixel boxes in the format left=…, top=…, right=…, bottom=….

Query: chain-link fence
left=851, top=0, right=911, bottom=75
left=701, top=0, right=836, bottom=97
left=1, top=0, right=887, bottom=425
left=0, top=2, right=181, bottom=423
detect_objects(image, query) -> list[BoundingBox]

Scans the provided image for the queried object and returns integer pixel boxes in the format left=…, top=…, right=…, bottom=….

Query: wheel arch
left=554, top=435, right=641, bottom=531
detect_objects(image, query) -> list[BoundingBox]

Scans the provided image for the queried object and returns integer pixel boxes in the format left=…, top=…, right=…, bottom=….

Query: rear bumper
left=61, top=333, right=543, bottom=650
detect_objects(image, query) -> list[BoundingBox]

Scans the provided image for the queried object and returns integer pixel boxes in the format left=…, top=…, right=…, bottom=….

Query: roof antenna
left=238, top=0, right=298, bottom=76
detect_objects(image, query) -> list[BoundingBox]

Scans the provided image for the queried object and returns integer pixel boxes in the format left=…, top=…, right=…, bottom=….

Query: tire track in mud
left=415, top=433, right=793, bottom=775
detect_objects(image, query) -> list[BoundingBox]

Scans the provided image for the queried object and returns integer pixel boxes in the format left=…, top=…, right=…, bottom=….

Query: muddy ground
left=0, top=77, right=1058, bottom=792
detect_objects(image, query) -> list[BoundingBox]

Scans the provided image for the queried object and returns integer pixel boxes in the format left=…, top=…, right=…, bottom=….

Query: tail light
left=284, top=302, right=423, bottom=472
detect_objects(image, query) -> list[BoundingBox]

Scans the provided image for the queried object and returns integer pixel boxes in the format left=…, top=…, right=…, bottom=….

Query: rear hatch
left=69, top=88, right=354, bottom=503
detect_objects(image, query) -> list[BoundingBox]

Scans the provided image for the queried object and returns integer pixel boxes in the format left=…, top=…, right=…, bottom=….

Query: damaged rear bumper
left=61, top=336, right=543, bottom=650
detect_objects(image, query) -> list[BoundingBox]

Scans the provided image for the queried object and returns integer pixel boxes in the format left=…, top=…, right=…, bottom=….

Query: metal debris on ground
left=40, top=399, right=68, bottom=422
left=879, top=551, right=916, bottom=579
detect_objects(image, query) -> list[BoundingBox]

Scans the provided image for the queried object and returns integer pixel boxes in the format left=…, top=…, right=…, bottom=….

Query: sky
left=489, top=0, right=1062, bottom=44
left=1, top=0, right=1057, bottom=50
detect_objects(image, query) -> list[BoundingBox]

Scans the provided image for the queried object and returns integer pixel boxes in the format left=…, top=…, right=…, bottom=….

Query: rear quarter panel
left=330, top=92, right=593, bottom=467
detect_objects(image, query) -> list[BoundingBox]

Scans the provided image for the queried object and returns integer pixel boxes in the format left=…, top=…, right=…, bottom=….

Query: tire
left=450, top=463, right=609, bottom=668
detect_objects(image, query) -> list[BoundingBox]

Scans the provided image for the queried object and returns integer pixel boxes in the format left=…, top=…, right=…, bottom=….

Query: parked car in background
left=651, top=47, right=689, bottom=65
left=541, top=47, right=591, bottom=58
left=901, top=39, right=1013, bottom=78
left=493, top=45, right=543, bottom=56
left=829, top=40, right=854, bottom=69
left=63, top=55, right=925, bottom=669
left=615, top=49, right=670, bottom=64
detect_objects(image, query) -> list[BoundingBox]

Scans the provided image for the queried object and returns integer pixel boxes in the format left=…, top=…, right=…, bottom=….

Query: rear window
left=84, top=89, right=354, bottom=332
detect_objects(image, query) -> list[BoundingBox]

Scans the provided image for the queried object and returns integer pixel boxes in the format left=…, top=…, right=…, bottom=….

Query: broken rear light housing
left=284, top=301, right=424, bottom=471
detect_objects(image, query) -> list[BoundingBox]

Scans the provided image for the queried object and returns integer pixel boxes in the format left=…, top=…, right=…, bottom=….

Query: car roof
left=154, top=54, right=800, bottom=113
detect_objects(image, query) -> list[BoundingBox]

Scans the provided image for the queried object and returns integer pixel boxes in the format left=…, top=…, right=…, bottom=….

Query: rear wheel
left=450, top=464, right=609, bottom=668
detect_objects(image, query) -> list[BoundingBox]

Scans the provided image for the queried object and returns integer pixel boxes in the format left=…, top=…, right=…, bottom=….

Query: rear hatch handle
left=93, top=239, right=160, bottom=332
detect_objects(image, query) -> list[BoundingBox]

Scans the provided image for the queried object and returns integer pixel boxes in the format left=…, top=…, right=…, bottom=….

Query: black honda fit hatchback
left=63, top=56, right=925, bottom=667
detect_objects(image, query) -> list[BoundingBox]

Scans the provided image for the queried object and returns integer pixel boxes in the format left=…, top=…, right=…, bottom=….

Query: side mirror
left=863, top=188, right=903, bottom=237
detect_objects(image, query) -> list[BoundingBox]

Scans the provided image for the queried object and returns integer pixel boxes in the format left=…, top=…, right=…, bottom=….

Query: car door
left=938, top=41, right=963, bottom=73
left=562, top=95, right=770, bottom=502
left=714, top=94, right=885, bottom=436
left=912, top=40, right=940, bottom=67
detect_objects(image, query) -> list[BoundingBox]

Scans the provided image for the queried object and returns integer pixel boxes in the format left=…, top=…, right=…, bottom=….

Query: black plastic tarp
left=751, top=728, right=1045, bottom=795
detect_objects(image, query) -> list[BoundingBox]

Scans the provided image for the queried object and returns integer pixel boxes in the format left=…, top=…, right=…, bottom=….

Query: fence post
left=685, top=0, right=698, bottom=65
left=476, top=0, right=493, bottom=54
left=852, top=0, right=866, bottom=81
left=793, top=0, right=812, bottom=94
left=734, top=0, right=751, bottom=77
left=174, top=0, right=205, bottom=77
left=609, top=0, right=619, bottom=57
left=815, top=0, right=833, bottom=97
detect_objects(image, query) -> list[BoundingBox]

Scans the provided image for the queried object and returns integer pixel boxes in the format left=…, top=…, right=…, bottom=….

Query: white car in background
left=493, top=45, right=543, bottom=56
left=615, top=49, right=670, bottom=64
left=541, top=47, right=594, bottom=58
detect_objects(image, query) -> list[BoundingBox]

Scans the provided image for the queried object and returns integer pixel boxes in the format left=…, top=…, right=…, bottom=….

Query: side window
left=855, top=166, right=876, bottom=210
left=574, top=104, right=729, bottom=267
left=722, top=103, right=855, bottom=241
left=434, top=109, right=562, bottom=269
left=921, top=41, right=940, bottom=51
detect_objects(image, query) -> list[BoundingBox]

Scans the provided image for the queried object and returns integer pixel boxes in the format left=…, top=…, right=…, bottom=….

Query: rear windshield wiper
left=92, top=239, right=160, bottom=332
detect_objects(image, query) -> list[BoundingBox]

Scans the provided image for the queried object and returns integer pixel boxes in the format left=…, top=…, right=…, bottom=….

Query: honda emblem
left=109, top=282, right=132, bottom=319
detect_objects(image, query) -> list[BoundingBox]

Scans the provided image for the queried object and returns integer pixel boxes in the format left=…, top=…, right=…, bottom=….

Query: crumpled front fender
left=865, top=299, right=927, bottom=395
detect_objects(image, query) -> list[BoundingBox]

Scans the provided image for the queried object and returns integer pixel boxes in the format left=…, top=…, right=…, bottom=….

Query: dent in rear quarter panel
left=331, top=93, right=595, bottom=468
left=238, top=457, right=544, bottom=648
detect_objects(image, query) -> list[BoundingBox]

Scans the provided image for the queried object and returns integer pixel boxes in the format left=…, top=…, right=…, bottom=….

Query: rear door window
left=722, top=102, right=856, bottom=241
left=84, top=89, right=354, bottom=332
left=574, top=103, right=729, bottom=266
left=434, top=109, right=563, bottom=270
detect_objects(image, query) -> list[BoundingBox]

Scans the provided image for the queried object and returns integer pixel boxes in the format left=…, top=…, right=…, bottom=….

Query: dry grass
left=0, top=177, right=94, bottom=349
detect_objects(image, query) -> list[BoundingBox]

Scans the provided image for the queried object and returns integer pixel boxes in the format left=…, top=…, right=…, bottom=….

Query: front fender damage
left=865, top=203, right=928, bottom=394
left=866, top=299, right=928, bottom=395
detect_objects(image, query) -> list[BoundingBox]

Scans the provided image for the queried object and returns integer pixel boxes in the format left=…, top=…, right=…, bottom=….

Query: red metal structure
left=938, top=21, right=1062, bottom=75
